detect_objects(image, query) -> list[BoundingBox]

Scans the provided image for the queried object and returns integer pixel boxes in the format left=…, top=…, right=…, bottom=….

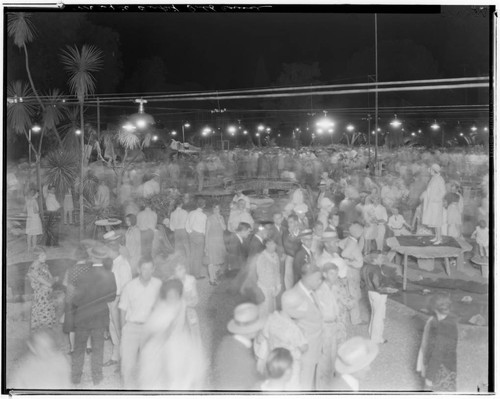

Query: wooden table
left=387, top=236, right=473, bottom=290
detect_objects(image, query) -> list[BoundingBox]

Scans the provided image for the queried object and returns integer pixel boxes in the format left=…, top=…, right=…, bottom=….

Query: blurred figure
left=136, top=201, right=158, bottom=260
left=225, top=222, right=251, bottom=274
left=124, top=213, right=141, bottom=276
left=260, top=348, right=294, bottom=391
left=282, top=214, right=301, bottom=290
left=169, top=200, right=190, bottom=259
left=72, top=246, right=116, bottom=386
left=331, top=336, right=379, bottom=391
left=387, top=207, right=411, bottom=236
left=10, top=329, right=71, bottom=390
left=119, top=259, right=162, bottom=389
left=421, top=164, right=446, bottom=245
left=214, top=303, right=264, bottom=390
left=138, top=279, right=206, bottom=390
left=25, top=188, right=42, bottom=253
left=417, top=293, right=458, bottom=392
left=471, top=219, right=488, bottom=258
left=256, top=239, right=281, bottom=317
left=205, top=202, right=227, bottom=285
left=27, top=247, right=57, bottom=332
left=45, top=185, right=61, bottom=247
left=281, top=263, right=324, bottom=390
left=292, top=230, right=315, bottom=286
left=63, top=188, right=74, bottom=225
left=185, top=198, right=207, bottom=279
left=94, top=180, right=110, bottom=211
left=172, top=263, right=200, bottom=340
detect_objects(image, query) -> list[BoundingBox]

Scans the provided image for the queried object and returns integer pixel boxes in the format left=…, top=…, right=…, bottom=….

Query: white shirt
left=46, top=193, right=60, bottom=212
left=170, top=207, right=189, bottom=231
left=316, top=251, right=348, bottom=279
left=185, top=208, right=207, bottom=234
left=341, top=374, right=359, bottom=391
left=112, top=255, right=133, bottom=296
left=136, top=207, right=158, bottom=231
left=119, top=277, right=162, bottom=323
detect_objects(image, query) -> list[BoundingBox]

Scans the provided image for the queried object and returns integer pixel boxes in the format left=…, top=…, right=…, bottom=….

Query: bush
left=148, top=190, right=182, bottom=222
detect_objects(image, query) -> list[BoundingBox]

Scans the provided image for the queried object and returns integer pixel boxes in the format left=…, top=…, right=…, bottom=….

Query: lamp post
left=431, top=120, right=444, bottom=147
left=28, top=124, right=41, bottom=183
left=182, top=122, right=190, bottom=143
left=316, top=114, right=334, bottom=146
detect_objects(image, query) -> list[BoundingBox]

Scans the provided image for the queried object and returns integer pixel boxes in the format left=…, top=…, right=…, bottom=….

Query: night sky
left=87, top=6, right=491, bottom=90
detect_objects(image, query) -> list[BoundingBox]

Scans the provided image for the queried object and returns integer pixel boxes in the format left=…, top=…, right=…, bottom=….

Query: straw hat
left=227, top=303, right=265, bottom=335
left=294, top=204, right=308, bottom=215
left=335, top=336, right=379, bottom=375
left=89, top=245, right=109, bottom=260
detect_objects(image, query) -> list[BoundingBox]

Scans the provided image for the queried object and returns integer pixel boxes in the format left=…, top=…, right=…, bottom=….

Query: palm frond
left=43, top=150, right=79, bottom=198
left=117, top=128, right=140, bottom=150
left=7, top=80, right=37, bottom=134
left=7, top=12, right=37, bottom=48
left=41, top=88, right=66, bottom=131
left=60, top=44, right=103, bottom=101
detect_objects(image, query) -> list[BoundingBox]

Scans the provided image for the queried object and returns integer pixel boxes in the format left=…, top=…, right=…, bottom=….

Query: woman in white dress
left=26, top=189, right=43, bottom=253
left=256, top=239, right=281, bottom=317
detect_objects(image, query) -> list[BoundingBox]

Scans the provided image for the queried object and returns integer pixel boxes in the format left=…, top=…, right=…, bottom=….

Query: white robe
left=421, top=174, right=446, bottom=228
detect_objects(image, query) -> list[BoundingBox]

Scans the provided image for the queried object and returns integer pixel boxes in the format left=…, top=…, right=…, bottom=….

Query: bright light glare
left=172, top=131, right=177, bottom=136
left=266, top=127, right=271, bottom=133
left=346, top=124, right=355, bottom=132
left=136, top=119, right=147, bottom=129
left=258, top=125, right=265, bottom=131
left=459, top=132, right=464, bottom=136
left=184, top=123, right=191, bottom=128
left=418, top=129, right=422, bottom=133
left=316, top=117, right=334, bottom=129
left=202, top=127, right=212, bottom=136
left=431, top=123, right=439, bottom=130
left=471, top=126, right=477, bottom=132
left=411, top=132, right=416, bottom=137
left=31, top=125, right=42, bottom=133
left=390, top=118, right=402, bottom=128
left=153, top=135, right=158, bottom=141
left=228, top=126, right=237, bottom=134
left=122, top=123, right=136, bottom=132
left=316, top=128, right=324, bottom=134
left=75, top=129, right=81, bottom=135
left=243, top=130, right=248, bottom=135
left=256, top=133, right=260, bottom=137
left=328, top=128, right=333, bottom=134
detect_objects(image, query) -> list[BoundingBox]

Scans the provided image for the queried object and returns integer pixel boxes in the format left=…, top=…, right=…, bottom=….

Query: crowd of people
left=9, top=142, right=490, bottom=392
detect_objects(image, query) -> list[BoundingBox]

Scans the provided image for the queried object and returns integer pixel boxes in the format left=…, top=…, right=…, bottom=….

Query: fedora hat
left=103, top=231, right=121, bottom=241
left=89, top=245, right=109, bottom=260
left=227, top=303, right=265, bottom=335
left=348, top=223, right=364, bottom=239
left=335, top=336, right=379, bottom=375
left=321, top=231, right=339, bottom=242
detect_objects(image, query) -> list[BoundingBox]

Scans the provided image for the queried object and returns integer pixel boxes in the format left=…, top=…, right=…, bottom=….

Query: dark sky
left=88, top=6, right=491, bottom=90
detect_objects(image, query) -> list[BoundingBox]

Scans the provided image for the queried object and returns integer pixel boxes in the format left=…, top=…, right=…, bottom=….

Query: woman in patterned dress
left=62, top=245, right=91, bottom=353
left=27, top=247, right=56, bottom=332
left=25, top=189, right=43, bottom=253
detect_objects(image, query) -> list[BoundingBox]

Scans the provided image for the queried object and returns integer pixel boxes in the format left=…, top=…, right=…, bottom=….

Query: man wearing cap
left=142, top=172, right=160, bottom=198
left=214, top=303, right=264, bottom=390
left=119, top=259, right=162, bottom=389
left=331, top=336, right=379, bottom=391
left=281, top=263, right=324, bottom=390
left=45, top=185, right=61, bottom=247
left=185, top=198, right=207, bottom=279
left=339, top=223, right=365, bottom=326
left=72, top=245, right=117, bottom=386
left=292, top=230, right=315, bottom=286
left=104, top=238, right=133, bottom=368
left=420, top=163, right=446, bottom=245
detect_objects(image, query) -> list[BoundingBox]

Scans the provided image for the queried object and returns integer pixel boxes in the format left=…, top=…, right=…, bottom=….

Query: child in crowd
left=388, top=207, right=412, bottom=236
left=445, top=192, right=462, bottom=238
left=471, top=220, right=489, bottom=258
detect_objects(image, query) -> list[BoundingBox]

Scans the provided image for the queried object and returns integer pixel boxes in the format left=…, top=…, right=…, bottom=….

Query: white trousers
left=108, top=298, right=121, bottom=362
left=121, top=322, right=144, bottom=389
left=284, top=255, right=295, bottom=290
left=368, top=291, right=387, bottom=344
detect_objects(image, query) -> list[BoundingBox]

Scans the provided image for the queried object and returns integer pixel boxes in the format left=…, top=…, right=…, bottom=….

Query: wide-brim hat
left=103, top=231, right=121, bottom=241
left=294, top=204, right=308, bottom=214
left=89, top=245, right=109, bottom=260
left=349, top=224, right=364, bottom=239
left=335, top=337, right=379, bottom=375
left=227, top=303, right=265, bottom=335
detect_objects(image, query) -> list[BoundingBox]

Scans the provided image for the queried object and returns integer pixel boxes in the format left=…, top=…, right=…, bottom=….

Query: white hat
left=103, top=231, right=121, bottom=241
left=227, top=303, right=265, bottom=335
left=294, top=204, right=308, bottom=214
left=335, top=336, right=379, bottom=374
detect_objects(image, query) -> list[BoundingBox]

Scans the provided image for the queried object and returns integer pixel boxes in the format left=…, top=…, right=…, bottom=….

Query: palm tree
left=60, top=44, right=103, bottom=239
left=7, top=12, right=44, bottom=111
left=7, top=80, right=45, bottom=214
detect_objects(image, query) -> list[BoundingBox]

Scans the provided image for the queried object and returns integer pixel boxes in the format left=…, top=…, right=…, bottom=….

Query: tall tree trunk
left=35, top=153, right=44, bottom=231
left=79, top=102, right=85, bottom=240
left=23, top=44, right=44, bottom=111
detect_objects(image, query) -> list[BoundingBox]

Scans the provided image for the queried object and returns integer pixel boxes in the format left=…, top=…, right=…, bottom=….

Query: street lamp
left=471, top=125, right=477, bottom=132
left=202, top=127, right=212, bottom=137
left=346, top=124, right=355, bottom=132
left=182, top=122, right=190, bottom=143
left=228, top=125, right=237, bottom=136
left=243, top=130, right=248, bottom=135
left=28, top=124, right=41, bottom=182
left=431, top=120, right=440, bottom=130
left=171, top=131, right=177, bottom=136
left=258, top=124, right=265, bottom=132
left=75, top=129, right=82, bottom=135
left=390, top=115, right=402, bottom=128
left=130, top=98, right=155, bottom=129
left=152, top=135, right=159, bottom=141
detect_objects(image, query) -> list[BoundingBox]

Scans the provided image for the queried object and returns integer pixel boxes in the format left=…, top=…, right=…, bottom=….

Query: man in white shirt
left=45, top=186, right=61, bottom=246
left=119, top=259, right=162, bottom=389
left=104, top=239, right=133, bottom=368
left=316, top=232, right=348, bottom=279
left=142, top=172, right=160, bottom=198
left=185, top=199, right=208, bottom=279
left=169, top=200, right=190, bottom=259
left=136, top=203, right=157, bottom=259
left=228, top=199, right=254, bottom=232
left=363, top=196, right=388, bottom=253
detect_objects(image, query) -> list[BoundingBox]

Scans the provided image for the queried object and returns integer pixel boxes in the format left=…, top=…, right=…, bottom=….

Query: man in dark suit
left=214, top=303, right=265, bottom=390
left=268, top=212, right=286, bottom=256
left=293, top=230, right=315, bottom=285
left=282, top=214, right=302, bottom=290
left=247, top=221, right=271, bottom=259
left=225, top=222, right=252, bottom=274
left=72, top=246, right=117, bottom=386
left=331, top=336, right=379, bottom=391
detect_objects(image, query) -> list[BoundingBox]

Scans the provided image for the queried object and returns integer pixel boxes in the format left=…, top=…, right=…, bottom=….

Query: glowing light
left=258, top=125, right=265, bottom=132
left=328, top=128, right=333, bottom=134
left=316, top=117, right=334, bottom=130
left=256, top=133, right=260, bottom=137
left=471, top=126, right=477, bottom=132
left=228, top=126, right=237, bottom=135
left=243, top=130, right=248, bottom=135
left=136, top=119, right=147, bottom=129
left=390, top=115, right=402, bottom=128
left=152, top=135, right=158, bottom=141
left=483, top=126, right=488, bottom=132
left=75, top=129, right=81, bottom=135
left=418, top=129, right=422, bottom=133
left=295, top=128, right=300, bottom=132
left=31, top=125, right=41, bottom=133
left=122, top=123, right=136, bottom=132
left=278, top=134, right=281, bottom=137
left=346, top=124, right=355, bottom=132
left=377, top=128, right=381, bottom=132
left=316, top=128, right=324, bottom=134
left=171, top=131, right=177, bottom=136
left=202, top=127, right=212, bottom=136
left=411, top=132, right=416, bottom=137
left=431, top=121, right=440, bottom=130
left=459, top=132, right=464, bottom=136
left=184, top=123, right=190, bottom=128
left=266, top=127, right=271, bottom=133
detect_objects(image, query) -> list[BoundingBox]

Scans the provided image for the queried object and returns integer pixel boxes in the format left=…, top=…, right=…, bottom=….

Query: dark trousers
left=45, top=211, right=60, bottom=246
left=72, top=327, right=105, bottom=385
left=189, top=232, right=205, bottom=278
